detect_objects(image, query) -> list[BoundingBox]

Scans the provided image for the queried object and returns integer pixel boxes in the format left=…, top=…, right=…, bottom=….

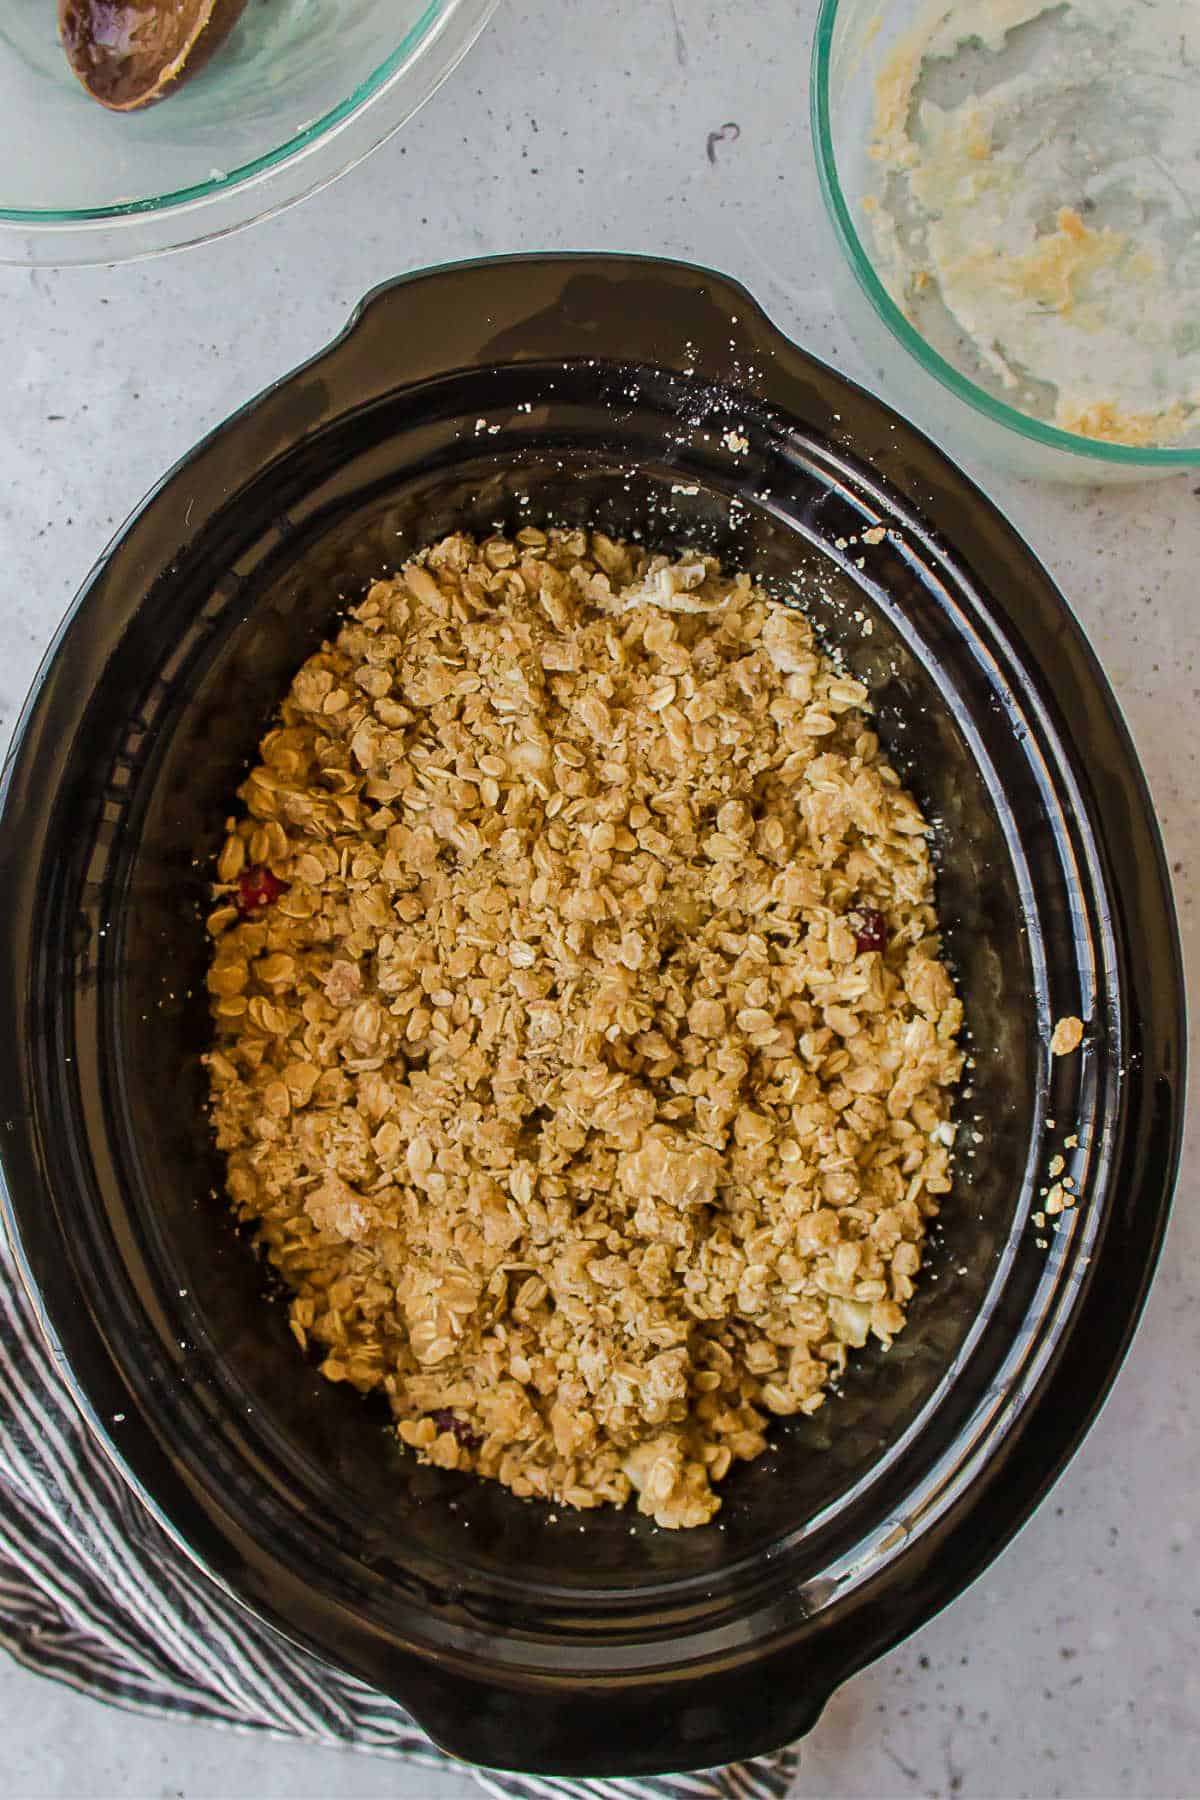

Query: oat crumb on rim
left=204, top=528, right=963, bottom=1529
left=1050, top=1015, right=1085, bottom=1057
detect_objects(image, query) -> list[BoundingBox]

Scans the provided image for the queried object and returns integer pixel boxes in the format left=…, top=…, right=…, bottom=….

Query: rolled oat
left=1050, top=1015, right=1085, bottom=1057
left=205, top=529, right=962, bottom=1528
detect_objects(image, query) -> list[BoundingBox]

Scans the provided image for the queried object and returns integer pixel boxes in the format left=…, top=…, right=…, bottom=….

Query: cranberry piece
left=852, top=907, right=890, bottom=954
left=431, top=1409, right=481, bottom=1451
left=235, top=864, right=288, bottom=916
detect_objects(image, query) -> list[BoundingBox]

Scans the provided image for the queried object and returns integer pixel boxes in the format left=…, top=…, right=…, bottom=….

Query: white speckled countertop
left=1, top=2, right=1196, bottom=1795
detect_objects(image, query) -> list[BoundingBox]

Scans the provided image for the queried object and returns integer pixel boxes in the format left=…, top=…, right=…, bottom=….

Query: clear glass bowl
left=812, top=0, right=1200, bottom=483
left=0, top=0, right=497, bottom=266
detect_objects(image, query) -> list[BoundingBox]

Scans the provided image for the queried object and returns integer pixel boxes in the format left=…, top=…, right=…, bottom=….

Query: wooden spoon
left=59, top=0, right=248, bottom=112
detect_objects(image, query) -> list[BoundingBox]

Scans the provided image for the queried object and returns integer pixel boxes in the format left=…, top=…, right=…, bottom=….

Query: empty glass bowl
left=812, top=0, right=1200, bottom=483
left=0, top=0, right=497, bottom=265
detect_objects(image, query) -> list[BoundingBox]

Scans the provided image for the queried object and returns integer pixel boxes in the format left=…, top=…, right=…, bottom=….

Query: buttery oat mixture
left=864, top=0, right=1200, bottom=447
left=205, top=529, right=963, bottom=1528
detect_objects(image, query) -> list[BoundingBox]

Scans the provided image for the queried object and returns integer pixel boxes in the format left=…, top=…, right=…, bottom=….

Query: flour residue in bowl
left=865, top=0, right=1200, bottom=447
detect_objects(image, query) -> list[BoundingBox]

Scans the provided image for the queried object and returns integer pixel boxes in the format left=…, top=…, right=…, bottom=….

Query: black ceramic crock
left=0, top=256, right=1185, bottom=1777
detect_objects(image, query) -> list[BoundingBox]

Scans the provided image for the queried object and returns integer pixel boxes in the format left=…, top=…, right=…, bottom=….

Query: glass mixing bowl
left=812, top=0, right=1200, bottom=484
left=0, top=0, right=496, bottom=265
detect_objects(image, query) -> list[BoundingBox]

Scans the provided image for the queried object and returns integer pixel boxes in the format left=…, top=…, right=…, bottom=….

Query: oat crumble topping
left=204, top=529, right=963, bottom=1528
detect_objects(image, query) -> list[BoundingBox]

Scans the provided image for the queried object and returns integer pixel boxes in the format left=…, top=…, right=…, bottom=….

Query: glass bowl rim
left=0, top=0, right=490, bottom=231
left=810, top=0, right=1200, bottom=469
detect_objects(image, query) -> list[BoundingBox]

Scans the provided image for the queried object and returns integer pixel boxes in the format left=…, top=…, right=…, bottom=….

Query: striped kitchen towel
left=0, top=1242, right=798, bottom=1800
